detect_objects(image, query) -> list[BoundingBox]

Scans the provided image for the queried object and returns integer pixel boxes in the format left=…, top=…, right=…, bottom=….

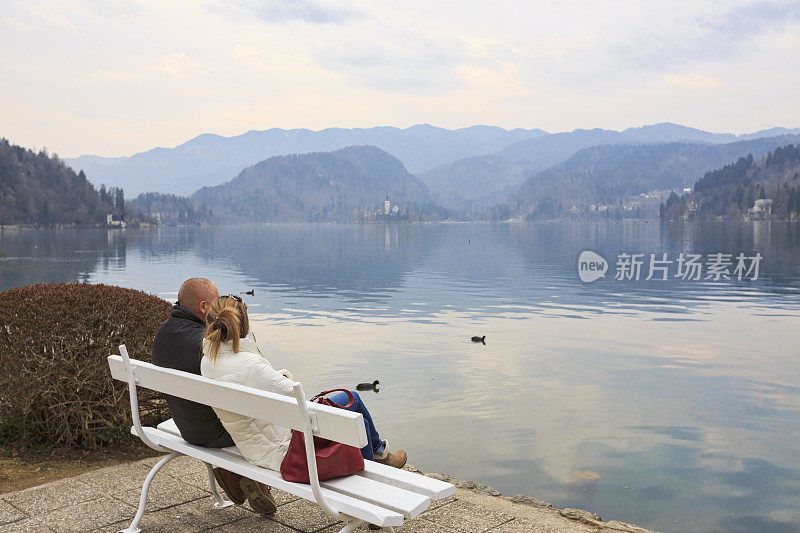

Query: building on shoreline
left=106, top=213, right=126, bottom=228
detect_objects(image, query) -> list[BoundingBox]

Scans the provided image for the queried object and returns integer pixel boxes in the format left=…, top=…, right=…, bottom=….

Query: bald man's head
left=178, top=278, right=219, bottom=321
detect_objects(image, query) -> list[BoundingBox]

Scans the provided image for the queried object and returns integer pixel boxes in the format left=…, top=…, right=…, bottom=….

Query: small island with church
left=359, top=195, right=410, bottom=222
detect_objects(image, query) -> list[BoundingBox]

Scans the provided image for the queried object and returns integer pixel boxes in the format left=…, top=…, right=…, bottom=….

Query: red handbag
left=280, top=389, right=365, bottom=483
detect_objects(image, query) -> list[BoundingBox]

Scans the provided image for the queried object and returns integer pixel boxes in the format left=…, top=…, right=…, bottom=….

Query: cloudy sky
left=2, top=0, right=799, bottom=157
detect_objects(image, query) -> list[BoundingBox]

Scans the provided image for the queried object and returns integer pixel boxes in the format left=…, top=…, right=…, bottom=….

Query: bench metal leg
left=204, top=462, right=235, bottom=509
left=119, top=452, right=180, bottom=533
left=337, top=519, right=366, bottom=533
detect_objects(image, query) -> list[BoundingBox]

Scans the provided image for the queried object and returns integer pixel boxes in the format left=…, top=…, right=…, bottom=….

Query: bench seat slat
left=357, top=462, right=456, bottom=500
left=320, top=475, right=429, bottom=517
left=109, top=355, right=367, bottom=448
left=139, top=427, right=404, bottom=527
left=156, top=419, right=454, bottom=501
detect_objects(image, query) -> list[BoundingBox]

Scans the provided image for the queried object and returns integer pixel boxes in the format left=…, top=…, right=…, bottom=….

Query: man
left=152, top=277, right=276, bottom=515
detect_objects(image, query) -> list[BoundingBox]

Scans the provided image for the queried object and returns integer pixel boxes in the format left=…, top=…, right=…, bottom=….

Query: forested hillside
left=661, top=144, right=800, bottom=220
left=194, top=146, right=443, bottom=222
left=0, top=138, right=121, bottom=226
left=493, top=135, right=800, bottom=221
left=418, top=124, right=800, bottom=212
left=130, top=193, right=213, bottom=225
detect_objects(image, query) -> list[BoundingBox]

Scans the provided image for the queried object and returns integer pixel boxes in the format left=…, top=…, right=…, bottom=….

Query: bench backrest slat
left=108, top=355, right=368, bottom=448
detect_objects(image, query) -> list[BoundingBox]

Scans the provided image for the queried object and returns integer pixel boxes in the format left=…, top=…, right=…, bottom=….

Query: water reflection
left=0, top=228, right=126, bottom=287
left=1, top=221, right=799, bottom=533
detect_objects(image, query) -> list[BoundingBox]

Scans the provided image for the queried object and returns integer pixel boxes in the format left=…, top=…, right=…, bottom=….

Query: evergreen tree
left=40, top=200, right=51, bottom=227
left=114, top=188, right=125, bottom=217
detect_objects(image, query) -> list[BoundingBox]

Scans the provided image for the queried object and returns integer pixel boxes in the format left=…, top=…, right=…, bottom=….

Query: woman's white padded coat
left=200, top=333, right=295, bottom=471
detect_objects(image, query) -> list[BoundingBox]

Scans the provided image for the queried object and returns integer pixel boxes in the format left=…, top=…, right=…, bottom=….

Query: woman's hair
left=204, top=295, right=249, bottom=361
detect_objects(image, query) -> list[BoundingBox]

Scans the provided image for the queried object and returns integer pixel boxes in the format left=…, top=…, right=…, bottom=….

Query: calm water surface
left=1, top=222, right=799, bottom=532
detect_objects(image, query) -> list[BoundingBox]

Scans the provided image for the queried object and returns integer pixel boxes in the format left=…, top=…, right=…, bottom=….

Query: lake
left=1, top=221, right=799, bottom=532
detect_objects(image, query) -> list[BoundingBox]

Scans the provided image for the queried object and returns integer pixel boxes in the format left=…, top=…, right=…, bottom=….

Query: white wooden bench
left=108, top=345, right=454, bottom=533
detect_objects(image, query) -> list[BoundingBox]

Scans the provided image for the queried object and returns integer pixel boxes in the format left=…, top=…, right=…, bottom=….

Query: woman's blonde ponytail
left=204, top=296, right=249, bottom=361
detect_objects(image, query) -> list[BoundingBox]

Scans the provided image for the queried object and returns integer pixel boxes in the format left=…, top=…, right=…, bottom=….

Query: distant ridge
left=64, top=122, right=799, bottom=205
left=66, top=124, right=546, bottom=196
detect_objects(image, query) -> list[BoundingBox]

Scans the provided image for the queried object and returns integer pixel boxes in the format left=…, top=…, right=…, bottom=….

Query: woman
left=200, top=295, right=407, bottom=481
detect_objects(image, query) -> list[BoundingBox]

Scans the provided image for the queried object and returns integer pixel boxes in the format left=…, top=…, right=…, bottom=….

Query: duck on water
left=356, top=380, right=380, bottom=391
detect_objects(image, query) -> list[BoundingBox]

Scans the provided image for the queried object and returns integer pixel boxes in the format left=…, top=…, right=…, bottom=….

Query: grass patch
left=0, top=442, right=160, bottom=494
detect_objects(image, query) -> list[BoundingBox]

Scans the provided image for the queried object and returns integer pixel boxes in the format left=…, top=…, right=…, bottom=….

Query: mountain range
left=65, top=123, right=800, bottom=202
left=10, top=119, right=800, bottom=227
left=66, top=124, right=546, bottom=196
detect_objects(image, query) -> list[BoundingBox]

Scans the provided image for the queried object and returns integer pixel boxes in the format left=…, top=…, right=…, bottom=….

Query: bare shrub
left=0, top=283, right=172, bottom=448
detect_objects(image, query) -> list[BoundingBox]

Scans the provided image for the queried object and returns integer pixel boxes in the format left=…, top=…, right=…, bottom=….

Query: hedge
left=0, top=283, right=172, bottom=448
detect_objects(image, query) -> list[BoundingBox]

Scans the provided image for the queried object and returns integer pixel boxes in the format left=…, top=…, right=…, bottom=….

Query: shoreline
left=405, top=465, right=654, bottom=533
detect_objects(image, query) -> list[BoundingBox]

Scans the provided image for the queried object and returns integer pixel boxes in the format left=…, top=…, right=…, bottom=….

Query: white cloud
left=218, top=0, right=362, bottom=24
left=662, top=73, right=722, bottom=88
left=158, top=52, right=211, bottom=78
left=26, top=3, right=78, bottom=32
left=1, top=17, right=34, bottom=31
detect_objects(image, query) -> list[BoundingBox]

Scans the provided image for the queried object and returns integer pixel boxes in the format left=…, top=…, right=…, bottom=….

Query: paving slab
left=114, top=474, right=209, bottom=512
left=95, top=496, right=253, bottom=532
left=0, top=499, right=28, bottom=526
left=79, top=461, right=157, bottom=495
left=317, top=516, right=458, bottom=532
left=271, top=488, right=301, bottom=507
left=157, top=455, right=216, bottom=490
left=269, top=498, right=340, bottom=532
left=207, top=515, right=299, bottom=532
left=423, top=499, right=515, bottom=532
left=151, top=495, right=253, bottom=529
left=2, top=477, right=104, bottom=515
left=151, top=455, right=302, bottom=506
left=490, top=516, right=595, bottom=533
left=35, top=496, right=136, bottom=533
left=96, top=516, right=198, bottom=533
left=426, top=495, right=457, bottom=511
left=391, top=517, right=460, bottom=532
left=2, top=517, right=57, bottom=532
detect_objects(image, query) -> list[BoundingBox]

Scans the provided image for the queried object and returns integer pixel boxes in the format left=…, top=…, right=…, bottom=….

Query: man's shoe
left=212, top=467, right=246, bottom=505
left=239, top=478, right=277, bottom=515
left=374, top=447, right=407, bottom=469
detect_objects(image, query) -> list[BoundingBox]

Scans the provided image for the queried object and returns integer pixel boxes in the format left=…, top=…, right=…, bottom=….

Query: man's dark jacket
left=151, top=304, right=234, bottom=447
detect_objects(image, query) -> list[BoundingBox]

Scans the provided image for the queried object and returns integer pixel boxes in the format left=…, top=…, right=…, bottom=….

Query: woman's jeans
left=329, top=391, right=385, bottom=460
